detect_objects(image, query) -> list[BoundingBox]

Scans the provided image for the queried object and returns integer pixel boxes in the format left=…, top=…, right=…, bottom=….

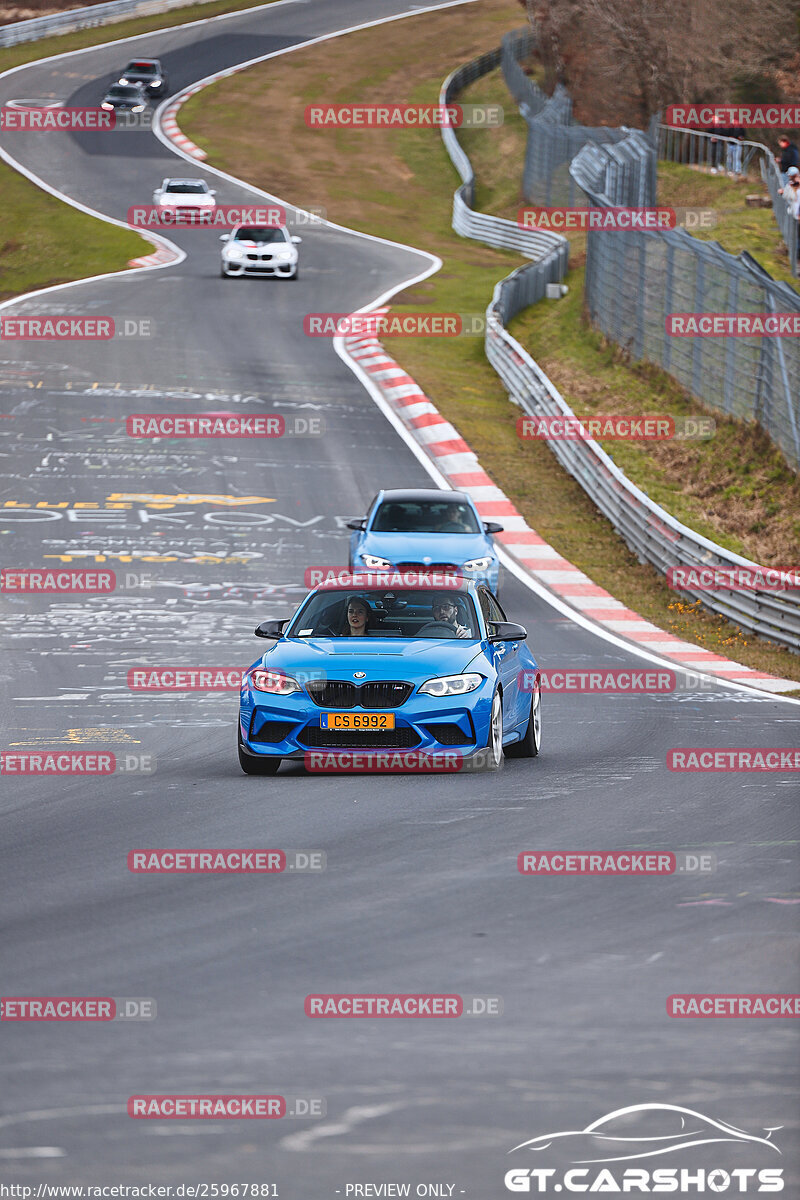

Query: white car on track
left=152, top=178, right=216, bottom=221
left=220, top=224, right=301, bottom=280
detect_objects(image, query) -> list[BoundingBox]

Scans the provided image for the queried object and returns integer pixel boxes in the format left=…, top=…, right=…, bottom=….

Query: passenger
left=431, top=596, right=470, bottom=638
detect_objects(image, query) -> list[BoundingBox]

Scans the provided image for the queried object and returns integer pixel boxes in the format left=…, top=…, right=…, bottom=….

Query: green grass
left=0, top=157, right=145, bottom=300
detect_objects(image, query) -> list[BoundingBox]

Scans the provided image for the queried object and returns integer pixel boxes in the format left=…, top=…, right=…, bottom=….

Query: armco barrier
left=440, top=34, right=800, bottom=652
left=0, top=0, right=222, bottom=47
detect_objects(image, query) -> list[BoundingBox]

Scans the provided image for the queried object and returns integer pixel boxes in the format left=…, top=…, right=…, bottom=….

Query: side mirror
left=488, top=621, right=527, bottom=643
left=219, top=233, right=230, bottom=241
left=291, top=235, right=302, bottom=244
left=483, top=521, right=504, bottom=534
left=345, top=518, right=366, bottom=531
left=255, top=618, right=289, bottom=639
left=209, top=189, right=216, bottom=196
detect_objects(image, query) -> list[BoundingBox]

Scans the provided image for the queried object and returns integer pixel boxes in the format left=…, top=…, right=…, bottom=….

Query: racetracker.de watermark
left=1, top=568, right=115, bottom=593
left=304, top=569, right=465, bottom=589
left=0, top=317, right=152, bottom=340
left=517, top=415, right=714, bottom=440
left=304, top=103, right=502, bottom=128
left=304, top=313, right=486, bottom=337
left=1, top=997, right=156, bottom=1020
left=128, top=849, right=324, bottom=872
left=667, top=565, right=800, bottom=591
left=304, top=751, right=469, bottom=773
left=125, top=414, right=323, bottom=437
left=518, top=207, right=676, bottom=231
left=668, top=994, right=800, bottom=1017
left=1, top=751, right=155, bottom=776
left=518, top=851, right=716, bottom=874
left=305, top=994, right=501, bottom=1017
left=668, top=748, right=800, bottom=772
left=127, top=205, right=286, bottom=228
left=519, top=668, right=747, bottom=694
left=0, top=106, right=137, bottom=130
left=667, top=313, right=800, bottom=337
left=665, top=103, right=800, bottom=127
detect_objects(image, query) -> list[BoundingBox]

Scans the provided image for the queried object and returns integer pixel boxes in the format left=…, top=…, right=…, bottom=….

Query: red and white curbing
left=344, top=313, right=798, bottom=695
left=128, top=239, right=183, bottom=268
left=160, top=89, right=207, bottom=160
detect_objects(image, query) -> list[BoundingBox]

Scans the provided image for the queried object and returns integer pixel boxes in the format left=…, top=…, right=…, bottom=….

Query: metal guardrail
left=0, top=0, right=219, bottom=47
left=651, top=120, right=798, bottom=277
left=440, top=34, right=800, bottom=652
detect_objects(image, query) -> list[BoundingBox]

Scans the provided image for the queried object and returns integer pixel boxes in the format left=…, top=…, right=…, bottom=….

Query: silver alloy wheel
left=489, top=692, right=503, bottom=768
left=532, top=683, right=542, bottom=753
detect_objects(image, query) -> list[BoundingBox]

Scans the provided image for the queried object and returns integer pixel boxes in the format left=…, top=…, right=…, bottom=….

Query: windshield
left=372, top=499, right=481, bottom=534
left=165, top=182, right=209, bottom=194
left=233, top=227, right=286, bottom=243
left=287, top=589, right=479, bottom=639
left=127, top=62, right=158, bottom=73
left=108, top=87, right=141, bottom=98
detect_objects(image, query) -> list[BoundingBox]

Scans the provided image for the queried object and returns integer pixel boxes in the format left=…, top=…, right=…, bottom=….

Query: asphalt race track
left=0, top=0, right=798, bottom=1190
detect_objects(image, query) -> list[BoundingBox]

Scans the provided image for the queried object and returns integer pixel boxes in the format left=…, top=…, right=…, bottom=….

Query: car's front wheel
left=483, top=691, right=503, bottom=770
left=507, top=681, right=541, bottom=758
left=238, top=728, right=281, bottom=775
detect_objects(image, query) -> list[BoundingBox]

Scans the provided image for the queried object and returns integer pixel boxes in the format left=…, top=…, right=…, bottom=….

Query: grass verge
left=180, top=0, right=800, bottom=682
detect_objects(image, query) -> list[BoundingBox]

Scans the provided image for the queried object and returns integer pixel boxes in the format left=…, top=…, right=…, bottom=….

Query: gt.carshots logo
left=504, top=1103, right=784, bottom=1193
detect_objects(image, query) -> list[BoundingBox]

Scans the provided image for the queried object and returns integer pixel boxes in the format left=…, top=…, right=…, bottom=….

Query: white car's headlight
left=273, top=247, right=292, bottom=260
left=362, top=555, right=392, bottom=570
left=226, top=246, right=244, bottom=260
left=463, top=556, right=493, bottom=571
left=419, top=673, right=483, bottom=697
left=249, top=669, right=301, bottom=696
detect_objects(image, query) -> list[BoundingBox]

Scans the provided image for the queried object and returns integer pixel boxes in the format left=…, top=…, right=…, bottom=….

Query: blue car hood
left=359, top=530, right=492, bottom=564
left=252, top=637, right=482, bottom=681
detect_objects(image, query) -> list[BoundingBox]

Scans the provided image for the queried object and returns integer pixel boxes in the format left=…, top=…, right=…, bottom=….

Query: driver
left=431, top=596, right=470, bottom=639
left=436, top=503, right=472, bottom=533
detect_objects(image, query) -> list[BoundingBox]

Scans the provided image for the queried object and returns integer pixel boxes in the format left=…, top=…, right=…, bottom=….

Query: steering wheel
left=417, top=621, right=457, bottom=638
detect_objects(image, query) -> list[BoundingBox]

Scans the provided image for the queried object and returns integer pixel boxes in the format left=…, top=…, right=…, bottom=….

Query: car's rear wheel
left=507, top=681, right=541, bottom=758
left=238, top=728, right=281, bottom=775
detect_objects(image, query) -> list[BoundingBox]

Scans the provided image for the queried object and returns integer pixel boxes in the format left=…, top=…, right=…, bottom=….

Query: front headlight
left=151, top=79, right=162, bottom=86
left=362, top=554, right=392, bottom=570
left=462, top=556, right=493, bottom=571
left=101, top=102, right=114, bottom=110
left=118, top=77, right=128, bottom=84
left=132, top=105, right=144, bottom=112
left=249, top=669, right=301, bottom=696
left=226, top=246, right=244, bottom=260
left=419, top=673, right=483, bottom=697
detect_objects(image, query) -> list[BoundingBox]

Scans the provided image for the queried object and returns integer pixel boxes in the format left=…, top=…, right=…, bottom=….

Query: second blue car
left=347, top=489, right=503, bottom=594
